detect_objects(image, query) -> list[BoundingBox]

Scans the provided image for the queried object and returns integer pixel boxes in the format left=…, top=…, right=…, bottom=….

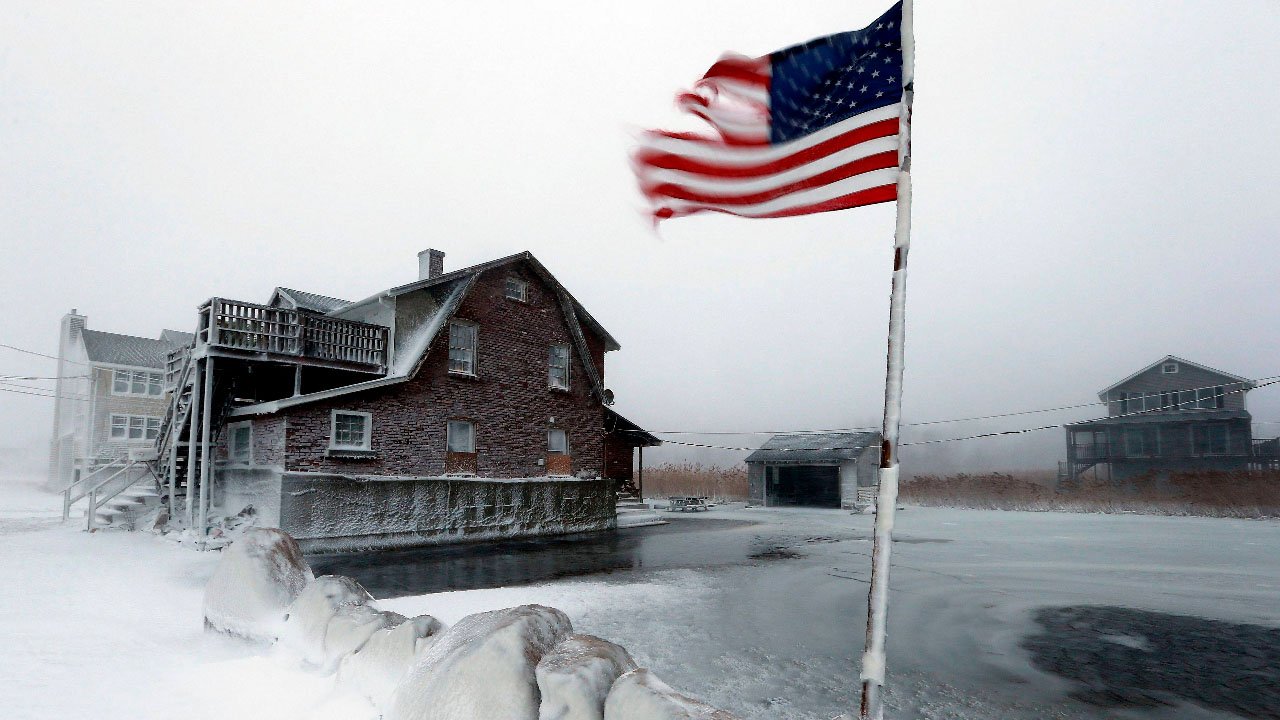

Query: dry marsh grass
left=640, top=462, right=748, bottom=500
left=899, top=470, right=1280, bottom=518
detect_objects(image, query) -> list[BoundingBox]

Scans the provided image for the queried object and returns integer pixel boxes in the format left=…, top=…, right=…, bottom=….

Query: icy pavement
left=2, top=472, right=1278, bottom=720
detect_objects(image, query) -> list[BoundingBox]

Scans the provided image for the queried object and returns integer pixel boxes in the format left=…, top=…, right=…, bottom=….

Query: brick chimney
left=418, top=249, right=445, bottom=280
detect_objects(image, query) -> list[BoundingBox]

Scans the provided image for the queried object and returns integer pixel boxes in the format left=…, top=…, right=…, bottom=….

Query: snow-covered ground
left=3, top=471, right=1277, bottom=720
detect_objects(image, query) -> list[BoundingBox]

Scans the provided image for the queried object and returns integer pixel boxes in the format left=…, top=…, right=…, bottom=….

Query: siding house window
left=1162, top=362, right=1179, bottom=374
left=1195, top=387, right=1223, bottom=410
left=448, top=322, right=477, bottom=375
left=331, top=411, right=371, bottom=450
left=1193, top=425, right=1229, bottom=455
left=548, top=344, right=570, bottom=390
left=447, top=420, right=475, bottom=453
left=1124, top=427, right=1158, bottom=457
left=113, top=370, right=163, bottom=396
left=505, top=277, right=528, bottom=302
left=110, top=414, right=161, bottom=441
left=548, top=429, right=568, bottom=454
left=228, top=422, right=252, bottom=463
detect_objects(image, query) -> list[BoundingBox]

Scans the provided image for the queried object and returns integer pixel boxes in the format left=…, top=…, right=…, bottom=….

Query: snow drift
left=278, top=574, right=376, bottom=668
left=337, top=614, right=445, bottom=710
left=604, top=669, right=742, bottom=720
left=537, top=634, right=638, bottom=720
left=202, top=527, right=313, bottom=641
left=386, top=604, right=573, bottom=720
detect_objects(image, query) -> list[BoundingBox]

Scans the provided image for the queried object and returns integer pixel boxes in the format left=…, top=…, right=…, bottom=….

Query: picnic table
left=667, top=496, right=711, bottom=512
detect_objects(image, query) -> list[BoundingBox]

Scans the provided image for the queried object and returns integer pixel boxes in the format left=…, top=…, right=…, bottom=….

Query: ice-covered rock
left=386, top=604, right=573, bottom=720
left=537, top=634, right=638, bottom=720
left=337, top=614, right=445, bottom=709
left=202, top=527, right=313, bottom=641
left=604, top=669, right=740, bottom=720
left=278, top=575, right=375, bottom=667
left=320, top=604, right=406, bottom=674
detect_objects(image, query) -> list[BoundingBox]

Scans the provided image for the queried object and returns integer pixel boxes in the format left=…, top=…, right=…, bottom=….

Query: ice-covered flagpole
left=859, top=1, right=913, bottom=718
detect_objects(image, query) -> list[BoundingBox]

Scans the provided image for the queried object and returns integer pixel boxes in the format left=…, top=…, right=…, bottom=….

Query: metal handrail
left=62, top=461, right=132, bottom=521
left=86, top=463, right=157, bottom=531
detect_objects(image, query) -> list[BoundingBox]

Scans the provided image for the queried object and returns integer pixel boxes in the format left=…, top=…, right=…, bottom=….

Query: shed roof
left=80, top=329, right=187, bottom=369
left=745, top=431, right=880, bottom=464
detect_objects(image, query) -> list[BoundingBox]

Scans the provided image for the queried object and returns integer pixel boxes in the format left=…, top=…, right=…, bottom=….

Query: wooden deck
left=192, top=297, right=389, bottom=373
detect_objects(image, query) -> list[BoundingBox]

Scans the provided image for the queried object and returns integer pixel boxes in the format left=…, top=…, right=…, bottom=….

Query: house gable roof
left=80, top=329, right=186, bottom=369
left=1097, top=355, right=1253, bottom=398
left=745, top=431, right=880, bottom=464
left=228, top=253, right=618, bottom=418
left=269, top=287, right=354, bottom=314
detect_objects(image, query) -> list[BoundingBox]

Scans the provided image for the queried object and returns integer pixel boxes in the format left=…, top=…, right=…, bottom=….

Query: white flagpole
left=860, top=1, right=913, bottom=718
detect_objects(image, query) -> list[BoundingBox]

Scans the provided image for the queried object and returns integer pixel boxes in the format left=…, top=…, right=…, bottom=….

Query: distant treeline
left=639, top=462, right=748, bottom=500
left=900, top=470, right=1280, bottom=518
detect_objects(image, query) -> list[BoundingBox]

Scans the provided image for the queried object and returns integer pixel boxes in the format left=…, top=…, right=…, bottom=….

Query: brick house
left=47, top=309, right=192, bottom=490
left=154, top=250, right=658, bottom=551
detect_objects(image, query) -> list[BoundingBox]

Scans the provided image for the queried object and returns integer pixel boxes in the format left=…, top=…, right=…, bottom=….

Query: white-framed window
left=330, top=410, right=371, bottom=450
left=1196, top=387, right=1217, bottom=410
left=113, top=369, right=164, bottom=397
left=447, top=420, right=475, bottom=453
left=448, top=321, right=477, bottom=375
left=548, top=344, right=570, bottom=390
left=1162, top=362, right=1179, bottom=374
left=547, top=428, right=568, bottom=454
left=110, top=414, right=161, bottom=442
left=228, top=421, right=252, bottom=463
left=504, top=277, right=528, bottom=302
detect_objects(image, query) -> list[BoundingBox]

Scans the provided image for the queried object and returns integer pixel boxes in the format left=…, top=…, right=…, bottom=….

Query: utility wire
left=0, top=342, right=91, bottom=366
left=640, top=375, right=1280, bottom=437
left=616, top=378, right=1280, bottom=452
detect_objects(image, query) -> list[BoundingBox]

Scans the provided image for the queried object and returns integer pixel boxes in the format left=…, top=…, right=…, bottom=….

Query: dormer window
left=505, top=277, right=528, bottom=302
left=1162, top=362, right=1178, bottom=374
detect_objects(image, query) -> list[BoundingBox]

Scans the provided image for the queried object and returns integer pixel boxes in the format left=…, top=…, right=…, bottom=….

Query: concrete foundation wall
left=275, top=472, right=616, bottom=553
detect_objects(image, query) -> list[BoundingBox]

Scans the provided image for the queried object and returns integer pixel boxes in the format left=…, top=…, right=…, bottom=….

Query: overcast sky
left=3, top=1, right=1278, bottom=475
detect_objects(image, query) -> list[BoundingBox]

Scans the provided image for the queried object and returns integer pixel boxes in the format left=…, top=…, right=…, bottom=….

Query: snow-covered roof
left=228, top=252, right=620, bottom=418
left=227, top=276, right=475, bottom=417
left=1097, top=355, right=1252, bottom=397
left=745, top=432, right=879, bottom=464
left=270, top=287, right=354, bottom=314
left=80, top=329, right=188, bottom=369
left=342, top=251, right=620, bottom=352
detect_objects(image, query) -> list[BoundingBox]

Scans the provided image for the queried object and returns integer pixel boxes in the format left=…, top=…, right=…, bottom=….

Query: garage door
left=770, top=465, right=840, bottom=508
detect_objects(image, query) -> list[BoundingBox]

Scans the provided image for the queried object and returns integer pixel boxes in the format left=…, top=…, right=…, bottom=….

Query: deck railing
left=200, top=298, right=388, bottom=371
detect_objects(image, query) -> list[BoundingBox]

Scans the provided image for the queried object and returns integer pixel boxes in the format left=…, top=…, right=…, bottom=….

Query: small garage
left=745, top=432, right=881, bottom=509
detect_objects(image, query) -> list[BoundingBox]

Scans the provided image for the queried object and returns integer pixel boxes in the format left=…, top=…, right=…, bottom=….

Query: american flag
left=635, top=1, right=906, bottom=221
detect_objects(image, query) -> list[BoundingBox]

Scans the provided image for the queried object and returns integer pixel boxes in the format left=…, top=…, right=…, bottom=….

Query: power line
left=0, top=385, right=91, bottom=402
left=0, top=342, right=91, bottom=367
left=641, top=375, right=1280, bottom=437
left=617, top=377, right=1280, bottom=452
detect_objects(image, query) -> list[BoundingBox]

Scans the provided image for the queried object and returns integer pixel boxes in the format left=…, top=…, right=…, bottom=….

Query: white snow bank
left=338, top=614, right=445, bottom=710
left=203, top=528, right=314, bottom=641
left=386, top=604, right=572, bottom=720
left=278, top=575, right=375, bottom=667
left=604, top=669, right=741, bottom=720
left=321, top=604, right=405, bottom=674
left=537, top=633, right=637, bottom=720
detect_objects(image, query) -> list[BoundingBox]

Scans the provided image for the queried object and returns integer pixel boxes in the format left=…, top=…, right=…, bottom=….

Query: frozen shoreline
left=4, top=474, right=1277, bottom=719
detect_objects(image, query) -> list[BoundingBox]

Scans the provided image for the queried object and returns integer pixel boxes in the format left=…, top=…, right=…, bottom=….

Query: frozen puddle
left=311, top=517, right=858, bottom=597
left=1023, top=605, right=1280, bottom=717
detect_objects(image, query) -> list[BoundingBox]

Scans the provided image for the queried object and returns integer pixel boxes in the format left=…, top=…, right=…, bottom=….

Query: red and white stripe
left=636, top=55, right=902, bottom=221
